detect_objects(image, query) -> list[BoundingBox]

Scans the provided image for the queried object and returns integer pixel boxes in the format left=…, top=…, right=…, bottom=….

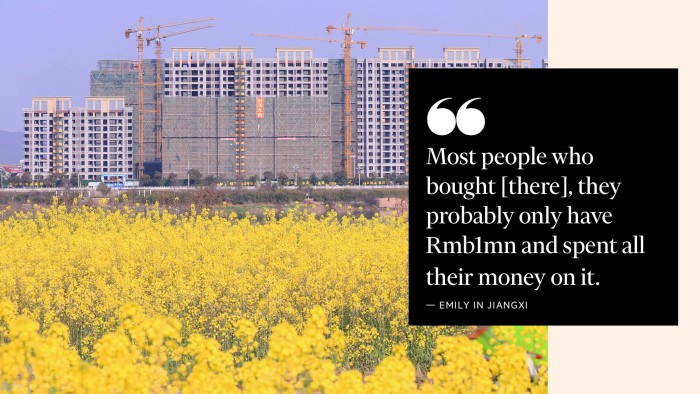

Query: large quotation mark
left=427, top=98, right=485, bottom=136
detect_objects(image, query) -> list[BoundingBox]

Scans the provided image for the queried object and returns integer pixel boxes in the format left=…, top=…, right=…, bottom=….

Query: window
left=87, top=100, right=101, bottom=111
left=108, top=100, right=123, bottom=111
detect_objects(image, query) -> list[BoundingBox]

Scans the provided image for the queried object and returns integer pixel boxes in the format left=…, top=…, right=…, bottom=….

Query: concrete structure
left=164, top=48, right=253, bottom=98
left=161, top=96, right=239, bottom=178
left=161, top=47, right=344, bottom=179
left=78, top=46, right=532, bottom=180
left=355, top=48, right=412, bottom=178
left=245, top=96, right=332, bottom=179
left=354, top=48, right=526, bottom=177
left=160, top=96, right=332, bottom=180
left=23, top=97, right=133, bottom=181
left=164, top=48, right=330, bottom=98
left=90, top=60, right=158, bottom=165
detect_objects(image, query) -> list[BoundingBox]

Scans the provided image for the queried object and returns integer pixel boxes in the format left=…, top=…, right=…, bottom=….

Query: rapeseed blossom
left=0, top=202, right=547, bottom=392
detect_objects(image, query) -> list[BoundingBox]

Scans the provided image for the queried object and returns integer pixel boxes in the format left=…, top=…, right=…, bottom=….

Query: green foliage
left=277, top=172, right=289, bottom=185
left=188, top=169, right=203, bottom=186
left=166, top=173, right=179, bottom=187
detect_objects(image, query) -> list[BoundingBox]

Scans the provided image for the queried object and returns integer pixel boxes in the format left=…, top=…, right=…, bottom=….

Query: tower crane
left=255, top=13, right=433, bottom=178
left=146, top=24, right=214, bottom=163
left=124, top=17, right=214, bottom=178
left=416, top=31, right=543, bottom=69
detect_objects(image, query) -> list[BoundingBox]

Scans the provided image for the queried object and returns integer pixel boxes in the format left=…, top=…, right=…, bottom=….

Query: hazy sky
left=0, top=0, right=547, bottom=132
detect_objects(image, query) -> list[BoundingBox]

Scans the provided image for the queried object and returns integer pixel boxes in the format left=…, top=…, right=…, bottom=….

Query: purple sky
left=0, top=0, right=547, bottom=133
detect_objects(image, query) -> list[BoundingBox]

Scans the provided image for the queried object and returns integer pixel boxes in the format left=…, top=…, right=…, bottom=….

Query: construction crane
left=255, top=13, right=433, bottom=178
left=253, top=33, right=364, bottom=47
left=124, top=17, right=214, bottom=179
left=416, top=31, right=543, bottom=69
left=146, top=24, right=213, bottom=163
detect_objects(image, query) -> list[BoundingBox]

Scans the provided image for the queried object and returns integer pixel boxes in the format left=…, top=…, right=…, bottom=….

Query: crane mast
left=256, top=13, right=432, bottom=178
left=146, top=24, right=214, bottom=162
left=125, top=17, right=214, bottom=179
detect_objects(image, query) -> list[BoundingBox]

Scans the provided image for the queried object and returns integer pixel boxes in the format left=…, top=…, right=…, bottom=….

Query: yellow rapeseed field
left=0, top=199, right=547, bottom=392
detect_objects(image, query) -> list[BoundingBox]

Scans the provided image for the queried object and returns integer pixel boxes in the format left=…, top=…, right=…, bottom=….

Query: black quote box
left=408, top=69, right=678, bottom=325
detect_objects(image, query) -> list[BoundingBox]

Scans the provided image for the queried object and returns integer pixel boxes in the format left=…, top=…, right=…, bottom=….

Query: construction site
left=158, top=96, right=333, bottom=179
left=25, top=15, right=544, bottom=182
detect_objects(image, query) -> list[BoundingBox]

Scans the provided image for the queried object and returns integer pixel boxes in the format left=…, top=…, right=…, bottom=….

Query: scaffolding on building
left=161, top=97, right=237, bottom=179
left=156, top=95, right=333, bottom=181
left=245, top=96, right=332, bottom=179
left=328, top=58, right=356, bottom=176
left=89, top=60, right=159, bottom=172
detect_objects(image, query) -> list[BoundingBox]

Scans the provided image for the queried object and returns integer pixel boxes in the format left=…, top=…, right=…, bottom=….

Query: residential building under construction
left=24, top=45, right=531, bottom=181
left=23, top=97, right=133, bottom=181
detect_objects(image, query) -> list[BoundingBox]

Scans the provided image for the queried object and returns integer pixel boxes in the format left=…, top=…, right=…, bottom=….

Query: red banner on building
left=255, top=97, right=264, bottom=119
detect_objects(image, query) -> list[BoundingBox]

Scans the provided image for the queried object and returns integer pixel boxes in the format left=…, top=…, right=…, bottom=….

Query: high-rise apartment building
left=63, top=45, right=531, bottom=181
left=160, top=47, right=344, bottom=179
left=23, top=97, right=134, bottom=181
left=164, top=48, right=331, bottom=98
left=355, top=47, right=525, bottom=177
left=158, top=46, right=527, bottom=179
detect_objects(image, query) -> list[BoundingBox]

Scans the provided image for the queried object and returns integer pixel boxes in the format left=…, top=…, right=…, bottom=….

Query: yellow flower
left=0, top=203, right=547, bottom=391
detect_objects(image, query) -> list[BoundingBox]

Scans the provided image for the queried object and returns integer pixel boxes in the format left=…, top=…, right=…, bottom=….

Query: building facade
left=90, top=60, right=158, bottom=164
left=164, top=48, right=332, bottom=98
left=159, top=46, right=529, bottom=179
left=24, top=46, right=536, bottom=181
left=23, top=97, right=134, bottom=181
left=162, top=48, right=344, bottom=179
left=355, top=48, right=525, bottom=177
